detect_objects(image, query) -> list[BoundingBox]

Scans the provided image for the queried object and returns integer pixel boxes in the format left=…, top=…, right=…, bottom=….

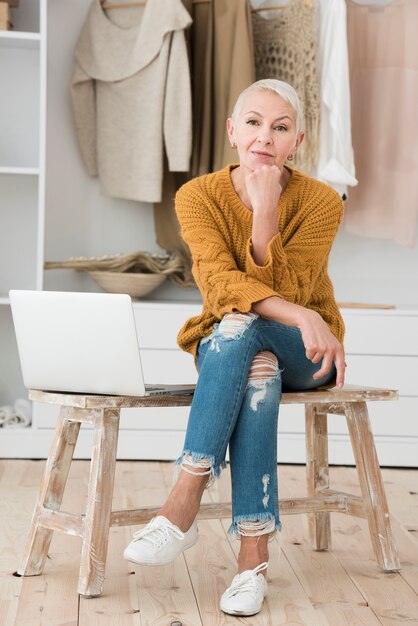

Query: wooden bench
left=17, top=385, right=400, bottom=597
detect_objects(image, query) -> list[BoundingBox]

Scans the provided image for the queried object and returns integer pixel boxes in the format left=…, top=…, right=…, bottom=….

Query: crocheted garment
left=252, top=0, right=320, bottom=174
left=175, top=164, right=344, bottom=356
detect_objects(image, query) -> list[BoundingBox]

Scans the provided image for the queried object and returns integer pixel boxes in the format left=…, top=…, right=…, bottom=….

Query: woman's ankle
left=237, top=556, right=268, bottom=576
left=157, top=506, right=197, bottom=533
left=157, top=478, right=205, bottom=532
left=237, top=535, right=269, bottom=574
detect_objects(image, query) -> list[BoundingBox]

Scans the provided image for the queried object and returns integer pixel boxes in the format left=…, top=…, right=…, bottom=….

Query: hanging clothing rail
left=101, top=0, right=214, bottom=8
left=252, top=5, right=288, bottom=11
left=100, top=1, right=292, bottom=11
left=101, top=1, right=145, bottom=8
left=252, top=0, right=315, bottom=10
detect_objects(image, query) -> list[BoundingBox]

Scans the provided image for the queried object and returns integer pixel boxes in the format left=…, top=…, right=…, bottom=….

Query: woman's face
left=227, top=89, right=304, bottom=172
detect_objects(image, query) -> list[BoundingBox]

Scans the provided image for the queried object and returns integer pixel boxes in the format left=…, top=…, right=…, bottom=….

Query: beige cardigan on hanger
left=71, top=0, right=192, bottom=204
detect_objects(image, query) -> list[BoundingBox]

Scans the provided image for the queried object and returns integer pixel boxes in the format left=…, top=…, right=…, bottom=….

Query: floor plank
left=222, top=518, right=327, bottom=626
left=278, top=466, right=386, bottom=626
left=13, top=551, right=80, bottom=626
left=212, top=463, right=326, bottom=625
left=13, top=460, right=83, bottom=626
left=0, top=461, right=43, bottom=626
left=184, top=518, right=249, bottom=626
left=316, top=605, right=383, bottom=626
left=0, top=600, right=20, bottom=626
left=339, top=558, right=418, bottom=626
left=130, top=461, right=203, bottom=626
left=78, top=526, right=143, bottom=626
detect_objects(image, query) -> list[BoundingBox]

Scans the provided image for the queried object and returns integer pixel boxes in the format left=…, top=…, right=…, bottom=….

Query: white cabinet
left=3, top=301, right=416, bottom=467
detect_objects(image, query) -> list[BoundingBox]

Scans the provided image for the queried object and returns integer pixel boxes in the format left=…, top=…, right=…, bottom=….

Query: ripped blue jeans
left=176, top=312, right=336, bottom=538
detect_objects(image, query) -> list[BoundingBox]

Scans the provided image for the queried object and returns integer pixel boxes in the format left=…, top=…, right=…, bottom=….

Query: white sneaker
left=220, top=562, right=268, bottom=616
left=123, top=515, right=198, bottom=566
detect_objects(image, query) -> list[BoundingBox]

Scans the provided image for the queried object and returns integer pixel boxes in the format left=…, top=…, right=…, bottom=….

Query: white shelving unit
left=0, top=1, right=46, bottom=409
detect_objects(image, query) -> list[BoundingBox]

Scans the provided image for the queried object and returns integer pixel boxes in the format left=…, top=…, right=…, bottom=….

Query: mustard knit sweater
left=175, top=164, right=345, bottom=356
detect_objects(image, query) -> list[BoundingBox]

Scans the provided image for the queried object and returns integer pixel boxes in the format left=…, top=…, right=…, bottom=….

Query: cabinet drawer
left=134, top=306, right=201, bottom=349
left=345, top=355, right=418, bottom=396
left=134, top=307, right=418, bottom=356
left=140, top=349, right=198, bottom=385
left=343, top=313, right=418, bottom=356
left=331, top=397, right=418, bottom=437
left=278, top=397, right=418, bottom=438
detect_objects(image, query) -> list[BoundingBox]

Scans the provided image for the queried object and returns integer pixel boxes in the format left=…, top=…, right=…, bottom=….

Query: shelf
left=0, top=297, right=10, bottom=305
left=0, top=31, right=40, bottom=50
left=0, top=166, right=39, bottom=176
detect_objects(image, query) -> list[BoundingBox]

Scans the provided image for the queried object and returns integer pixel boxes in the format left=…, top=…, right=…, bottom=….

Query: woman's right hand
left=297, top=308, right=346, bottom=388
left=245, top=164, right=283, bottom=216
left=252, top=296, right=346, bottom=388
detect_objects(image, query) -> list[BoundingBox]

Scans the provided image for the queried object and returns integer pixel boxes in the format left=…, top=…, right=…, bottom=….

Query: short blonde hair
left=231, top=79, right=304, bottom=133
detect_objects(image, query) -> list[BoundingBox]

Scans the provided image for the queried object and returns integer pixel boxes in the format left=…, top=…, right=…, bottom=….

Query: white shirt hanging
left=314, top=0, right=357, bottom=197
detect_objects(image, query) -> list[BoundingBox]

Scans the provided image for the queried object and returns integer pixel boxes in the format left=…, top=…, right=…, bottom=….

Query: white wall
left=330, top=229, right=418, bottom=308
left=44, top=0, right=418, bottom=308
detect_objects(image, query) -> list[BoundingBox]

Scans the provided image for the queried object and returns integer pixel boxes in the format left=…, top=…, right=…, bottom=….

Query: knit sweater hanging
left=175, top=164, right=344, bottom=357
left=252, top=0, right=320, bottom=175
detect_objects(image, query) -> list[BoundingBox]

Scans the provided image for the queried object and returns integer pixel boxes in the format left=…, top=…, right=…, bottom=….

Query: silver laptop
left=9, top=290, right=195, bottom=397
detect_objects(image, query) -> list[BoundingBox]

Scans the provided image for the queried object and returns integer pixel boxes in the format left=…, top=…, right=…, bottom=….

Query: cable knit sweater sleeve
left=244, top=185, right=344, bottom=306
left=175, top=185, right=279, bottom=319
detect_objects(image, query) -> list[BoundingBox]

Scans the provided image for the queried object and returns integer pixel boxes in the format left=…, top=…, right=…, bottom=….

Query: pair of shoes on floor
left=123, top=515, right=198, bottom=565
left=220, top=561, right=268, bottom=616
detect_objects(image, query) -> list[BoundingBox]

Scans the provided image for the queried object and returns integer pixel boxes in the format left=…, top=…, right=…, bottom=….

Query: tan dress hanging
left=344, top=0, right=418, bottom=247
left=251, top=0, right=320, bottom=175
left=154, top=0, right=255, bottom=285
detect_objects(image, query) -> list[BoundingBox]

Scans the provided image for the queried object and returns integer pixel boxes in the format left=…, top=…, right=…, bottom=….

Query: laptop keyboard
left=145, top=384, right=166, bottom=391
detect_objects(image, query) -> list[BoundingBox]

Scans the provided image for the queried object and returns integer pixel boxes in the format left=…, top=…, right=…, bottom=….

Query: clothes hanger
left=251, top=5, right=288, bottom=11
left=101, top=0, right=216, bottom=7
left=100, top=0, right=304, bottom=11
left=251, top=0, right=314, bottom=11
left=101, top=1, right=145, bottom=9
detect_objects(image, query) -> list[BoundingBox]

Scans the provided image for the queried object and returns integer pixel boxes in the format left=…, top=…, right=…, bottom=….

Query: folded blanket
left=0, top=399, right=32, bottom=428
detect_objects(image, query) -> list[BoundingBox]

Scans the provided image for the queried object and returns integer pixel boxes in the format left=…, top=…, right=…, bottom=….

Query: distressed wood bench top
left=29, top=384, right=398, bottom=409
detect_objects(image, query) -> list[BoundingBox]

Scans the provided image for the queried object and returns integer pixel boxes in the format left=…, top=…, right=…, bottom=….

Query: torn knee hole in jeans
left=205, top=312, right=258, bottom=353
left=217, top=312, right=258, bottom=339
left=247, top=351, right=280, bottom=411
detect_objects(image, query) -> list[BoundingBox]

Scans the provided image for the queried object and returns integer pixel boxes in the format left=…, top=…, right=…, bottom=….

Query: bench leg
left=78, top=408, right=120, bottom=597
left=305, top=404, right=331, bottom=551
left=345, top=401, right=400, bottom=571
left=18, top=407, right=81, bottom=576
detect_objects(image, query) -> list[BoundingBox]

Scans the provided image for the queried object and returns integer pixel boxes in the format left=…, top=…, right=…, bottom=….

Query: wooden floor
left=1, top=460, right=418, bottom=626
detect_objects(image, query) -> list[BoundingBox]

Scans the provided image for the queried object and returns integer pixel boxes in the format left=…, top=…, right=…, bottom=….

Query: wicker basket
left=45, top=250, right=196, bottom=288
left=88, top=271, right=166, bottom=298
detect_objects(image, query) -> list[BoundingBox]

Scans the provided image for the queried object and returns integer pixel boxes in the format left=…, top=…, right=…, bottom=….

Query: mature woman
left=124, top=79, right=346, bottom=617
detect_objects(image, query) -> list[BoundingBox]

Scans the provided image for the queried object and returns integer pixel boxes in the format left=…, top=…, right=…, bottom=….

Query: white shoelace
left=224, top=562, right=268, bottom=599
left=132, top=519, right=184, bottom=553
